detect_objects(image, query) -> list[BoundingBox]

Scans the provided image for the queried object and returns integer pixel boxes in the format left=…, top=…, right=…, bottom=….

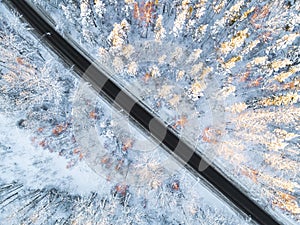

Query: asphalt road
left=4, top=0, right=283, bottom=224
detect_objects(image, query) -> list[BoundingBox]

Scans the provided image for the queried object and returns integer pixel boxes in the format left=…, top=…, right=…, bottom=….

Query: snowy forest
left=0, top=0, right=299, bottom=224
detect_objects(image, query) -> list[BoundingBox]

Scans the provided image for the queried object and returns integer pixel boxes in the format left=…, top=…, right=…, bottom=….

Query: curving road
left=4, top=0, right=283, bottom=224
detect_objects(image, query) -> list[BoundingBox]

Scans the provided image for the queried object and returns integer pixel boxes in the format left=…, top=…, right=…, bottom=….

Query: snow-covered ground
left=21, top=0, right=300, bottom=224
left=0, top=2, right=254, bottom=224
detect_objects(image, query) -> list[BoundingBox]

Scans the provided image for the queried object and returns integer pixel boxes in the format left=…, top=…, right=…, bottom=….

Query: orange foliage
left=259, top=31, right=272, bottom=42
left=37, top=127, right=44, bottom=132
left=260, top=5, right=270, bottom=18
left=16, top=57, right=25, bottom=65
left=52, top=124, right=68, bottom=136
left=251, top=5, right=270, bottom=28
left=251, top=5, right=269, bottom=22
left=39, top=140, right=47, bottom=148
left=115, top=184, right=128, bottom=196
left=101, top=155, right=113, bottom=168
left=73, top=148, right=80, bottom=154
left=249, top=77, right=263, bottom=87
left=122, top=139, right=133, bottom=151
left=240, top=70, right=251, bottom=82
left=133, top=1, right=155, bottom=26
left=101, top=156, right=110, bottom=164
left=273, top=191, right=300, bottom=214
left=173, top=116, right=187, bottom=129
left=79, top=153, right=84, bottom=160
left=202, top=127, right=221, bottom=143
left=89, top=110, right=97, bottom=119
left=241, top=168, right=259, bottom=183
left=144, top=72, right=151, bottom=82
left=171, top=181, right=180, bottom=191
left=283, top=81, right=299, bottom=90
left=115, top=159, right=124, bottom=171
